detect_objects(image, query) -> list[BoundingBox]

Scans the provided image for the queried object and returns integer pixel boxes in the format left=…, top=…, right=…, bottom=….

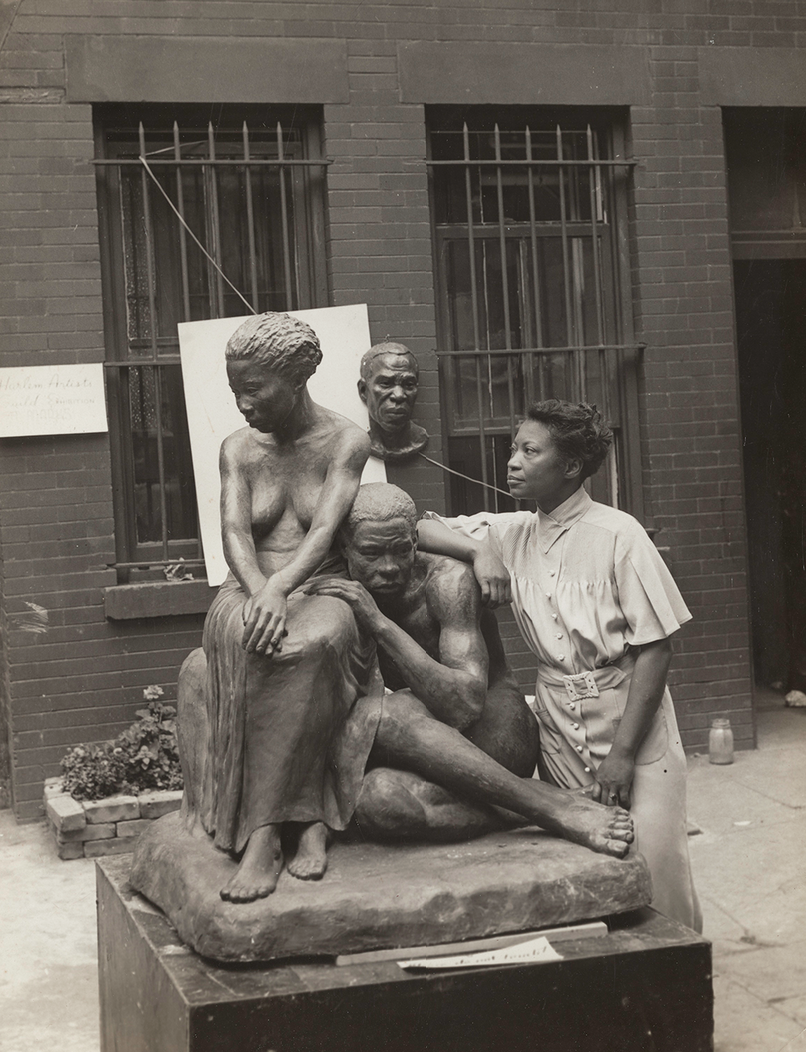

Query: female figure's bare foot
left=220, top=824, right=283, bottom=902
left=286, top=821, right=329, bottom=881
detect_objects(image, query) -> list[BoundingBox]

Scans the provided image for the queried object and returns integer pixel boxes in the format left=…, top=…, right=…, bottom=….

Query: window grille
left=428, top=111, right=643, bottom=518
left=94, top=107, right=328, bottom=579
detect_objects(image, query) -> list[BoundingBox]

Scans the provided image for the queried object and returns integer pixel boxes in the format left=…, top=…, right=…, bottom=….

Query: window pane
left=430, top=109, right=632, bottom=515
left=97, top=106, right=325, bottom=566
left=128, top=365, right=198, bottom=545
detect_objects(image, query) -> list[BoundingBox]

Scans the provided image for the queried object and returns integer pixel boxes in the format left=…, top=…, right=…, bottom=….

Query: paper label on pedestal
left=397, top=935, right=564, bottom=970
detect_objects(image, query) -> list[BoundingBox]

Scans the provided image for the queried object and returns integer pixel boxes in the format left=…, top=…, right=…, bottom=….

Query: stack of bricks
left=43, top=777, right=182, bottom=860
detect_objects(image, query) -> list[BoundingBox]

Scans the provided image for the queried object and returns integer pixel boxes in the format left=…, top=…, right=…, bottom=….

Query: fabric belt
left=536, top=652, right=636, bottom=702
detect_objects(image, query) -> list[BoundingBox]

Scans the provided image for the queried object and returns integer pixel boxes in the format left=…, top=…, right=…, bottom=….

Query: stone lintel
left=699, top=47, right=806, bottom=107
left=398, top=42, right=650, bottom=105
left=65, top=35, right=349, bottom=104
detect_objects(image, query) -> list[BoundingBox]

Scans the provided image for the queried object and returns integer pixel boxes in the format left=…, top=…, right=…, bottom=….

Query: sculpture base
left=129, top=811, right=652, bottom=962
left=98, top=858, right=713, bottom=1052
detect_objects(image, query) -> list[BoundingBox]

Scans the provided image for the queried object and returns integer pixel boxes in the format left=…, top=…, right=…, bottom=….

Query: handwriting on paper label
left=397, top=935, right=564, bottom=970
left=0, top=364, right=108, bottom=437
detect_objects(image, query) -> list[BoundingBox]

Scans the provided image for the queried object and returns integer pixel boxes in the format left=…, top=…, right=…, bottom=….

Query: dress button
left=558, top=654, right=565, bottom=661
left=572, top=722, right=579, bottom=730
left=551, top=614, right=558, bottom=620
left=569, top=702, right=576, bottom=710
left=584, top=766, right=591, bottom=773
left=549, top=570, right=556, bottom=577
left=556, top=633, right=563, bottom=639
left=545, top=593, right=552, bottom=599
left=576, top=745, right=583, bottom=752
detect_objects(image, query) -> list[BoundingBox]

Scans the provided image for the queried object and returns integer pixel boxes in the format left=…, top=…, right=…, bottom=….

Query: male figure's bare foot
left=286, top=821, right=329, bottom=881
left=526, top=783, right=634, bottom=858
left=220, top=824, right=283, bottom=902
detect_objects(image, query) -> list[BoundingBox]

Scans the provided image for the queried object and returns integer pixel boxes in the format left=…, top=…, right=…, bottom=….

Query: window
left=428, top=107, right=642, bottom=518
left=95, top=105, right=328, bottom=579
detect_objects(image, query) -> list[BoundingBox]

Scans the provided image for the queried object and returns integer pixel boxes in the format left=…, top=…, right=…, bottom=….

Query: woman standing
left=419, top=400, right=701, bottom=931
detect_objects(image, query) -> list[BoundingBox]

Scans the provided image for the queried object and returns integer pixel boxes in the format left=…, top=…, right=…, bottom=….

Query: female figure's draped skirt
left=201, top=573, right=384, bottom=855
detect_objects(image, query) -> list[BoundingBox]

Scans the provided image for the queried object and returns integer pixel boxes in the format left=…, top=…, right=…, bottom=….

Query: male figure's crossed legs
left=356, top=686, right=635, bottom=858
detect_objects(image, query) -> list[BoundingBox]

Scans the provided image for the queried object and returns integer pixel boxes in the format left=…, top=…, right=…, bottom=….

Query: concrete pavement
left=1, top=693, right=804, bottom=1051
left=687, top=692, right=806, bottom=1052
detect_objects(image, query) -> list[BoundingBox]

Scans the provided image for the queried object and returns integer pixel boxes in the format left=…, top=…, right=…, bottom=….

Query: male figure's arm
left=307, top=563, right=489, bottom=731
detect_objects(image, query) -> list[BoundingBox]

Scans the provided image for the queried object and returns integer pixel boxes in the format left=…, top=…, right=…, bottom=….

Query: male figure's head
left=358, top=343, right=428, bottom=461
left=340, top=483, right=418, bottom=598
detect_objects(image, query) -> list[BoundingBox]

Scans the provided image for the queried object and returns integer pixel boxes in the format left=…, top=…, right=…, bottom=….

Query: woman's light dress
left=426, top=486, right=702, bottom=931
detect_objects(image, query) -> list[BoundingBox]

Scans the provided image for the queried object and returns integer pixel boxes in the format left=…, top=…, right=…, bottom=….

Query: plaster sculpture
left=129, top=317, right=649, bottom=961
left=357, top=341, right=429, bottom=462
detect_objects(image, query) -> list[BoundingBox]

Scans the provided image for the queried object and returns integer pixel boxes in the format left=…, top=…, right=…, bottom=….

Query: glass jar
left=709, top=717, right=734, bottom=765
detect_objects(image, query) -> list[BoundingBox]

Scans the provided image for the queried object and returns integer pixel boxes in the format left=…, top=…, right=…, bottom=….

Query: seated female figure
left=200, top=312, right=380, bottom=903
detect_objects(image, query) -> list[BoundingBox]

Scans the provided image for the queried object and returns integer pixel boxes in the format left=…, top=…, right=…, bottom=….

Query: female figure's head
left=507, top=399, right=613, bottom=512
left=225, top=312, right=322, bottom=434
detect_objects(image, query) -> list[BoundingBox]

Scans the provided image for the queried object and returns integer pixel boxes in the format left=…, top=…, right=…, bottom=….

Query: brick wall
left=629, top=57, right=753, bottom=750
left=3, top=0, right=796, bottom=816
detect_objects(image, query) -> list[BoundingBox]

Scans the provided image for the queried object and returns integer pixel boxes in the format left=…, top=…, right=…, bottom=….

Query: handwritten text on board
left=0, top=364, right=108, bottom=437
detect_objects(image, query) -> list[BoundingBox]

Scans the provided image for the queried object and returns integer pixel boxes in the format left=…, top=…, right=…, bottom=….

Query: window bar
left=463, top=122, right=491, bottom=509
left=525, top=126, right=545, bottom=405
left=556, top=125, right=581, bottom=401
left=493, top=125, right=517, bottom=442
left=138, top=122, right=170, bottom=560
left=206, top=123, right=226, bottom=314
left=605, top=154, right=623, bottom=427
left=172, top=122, right=192, bottom=322
left=242, top=122, right=260, bottom=311
left=276, top=122, right=295, bottom=308
left=586, top=127, right=605, bottom=348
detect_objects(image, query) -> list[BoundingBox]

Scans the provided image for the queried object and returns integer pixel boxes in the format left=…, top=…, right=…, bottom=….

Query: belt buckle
left=563, top=671, right=599, bottom=702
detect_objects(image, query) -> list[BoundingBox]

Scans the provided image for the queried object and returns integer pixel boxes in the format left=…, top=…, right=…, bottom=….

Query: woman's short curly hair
left=225, top=312, right=322, bottom=384
left=525, top=399, right=613, bottom=481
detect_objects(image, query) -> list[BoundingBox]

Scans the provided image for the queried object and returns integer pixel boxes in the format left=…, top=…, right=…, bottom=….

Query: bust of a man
left=358, top=342, right=429, bottom=463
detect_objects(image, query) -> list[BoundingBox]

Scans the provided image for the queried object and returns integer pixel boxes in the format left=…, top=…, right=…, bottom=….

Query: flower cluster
left=60, top=687, right=183, bottom=801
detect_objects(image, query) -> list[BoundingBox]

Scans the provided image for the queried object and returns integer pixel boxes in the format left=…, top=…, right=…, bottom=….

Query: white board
left=178, top=304, right=386, bottom=586
left=0, top=363, right=108, bottom=437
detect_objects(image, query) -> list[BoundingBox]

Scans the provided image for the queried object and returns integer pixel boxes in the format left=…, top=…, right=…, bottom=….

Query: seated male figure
left=307, top=484, right=635, bottom=856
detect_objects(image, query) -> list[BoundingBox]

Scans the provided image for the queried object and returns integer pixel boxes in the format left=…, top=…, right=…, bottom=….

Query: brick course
left=2, top=0, right=788, bottom=816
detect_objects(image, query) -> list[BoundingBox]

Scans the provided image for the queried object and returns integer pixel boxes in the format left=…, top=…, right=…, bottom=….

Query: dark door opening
left=735, top=259, right=806, bottom=691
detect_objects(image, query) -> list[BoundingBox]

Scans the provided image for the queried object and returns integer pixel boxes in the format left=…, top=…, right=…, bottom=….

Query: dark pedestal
left=98, top=858, right=713, bottom=1052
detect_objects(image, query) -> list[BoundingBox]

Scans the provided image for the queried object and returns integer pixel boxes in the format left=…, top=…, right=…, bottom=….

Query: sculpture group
left=172, top=312, right=634, bottom=907
left=132, top=308, right=700, bottom=957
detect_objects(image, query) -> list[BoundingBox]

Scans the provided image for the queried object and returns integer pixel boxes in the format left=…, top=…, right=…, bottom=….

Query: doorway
left=734, top=259, right=806, bottom=690
left=726, top=108, right=806, bottom=692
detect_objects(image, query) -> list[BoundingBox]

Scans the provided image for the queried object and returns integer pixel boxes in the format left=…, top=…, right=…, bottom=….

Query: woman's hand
left=242, top=575, right=289, bottom=656
left=591, top=747, right=635, bottom=809
left=471, top=547, right=512, bottom=608
left=305, top=577, right=382, bottom=635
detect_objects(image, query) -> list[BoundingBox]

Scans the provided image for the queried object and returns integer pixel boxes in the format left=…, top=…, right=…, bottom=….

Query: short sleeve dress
left=425, top=486, right=702, bottom=931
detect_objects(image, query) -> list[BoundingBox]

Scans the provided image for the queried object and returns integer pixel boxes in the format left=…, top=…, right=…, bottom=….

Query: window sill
left=104, top=580, right=215, bottom=621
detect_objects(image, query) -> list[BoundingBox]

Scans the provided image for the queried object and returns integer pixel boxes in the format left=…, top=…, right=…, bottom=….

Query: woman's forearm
left=222, top=527, right=268, bottom=596
left=610, top=637, right=673, bottom=759
left=416, top=520, right=480, bottom=563
left=268, top=524, right=335, bottom=596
